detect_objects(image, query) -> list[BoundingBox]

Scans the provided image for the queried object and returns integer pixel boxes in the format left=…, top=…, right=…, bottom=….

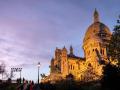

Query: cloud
left=0, top=0, right=119, bottom=81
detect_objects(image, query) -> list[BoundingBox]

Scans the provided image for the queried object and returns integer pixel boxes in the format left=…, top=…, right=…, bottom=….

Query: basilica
left=41, top=9, right=112, bottom=83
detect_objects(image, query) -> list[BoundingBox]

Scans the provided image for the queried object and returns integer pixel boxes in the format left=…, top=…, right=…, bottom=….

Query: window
left=100, top=49, right=105, bottom=55
left=88, top=63, right=91, bottom=67
left=103, top=49, right=104, bottom=55
left=88, top=50, right=90, bottom=56
left=70, top=65, right=75, bottom=70
left=71, top=65, right=72, bottom=70
left=100, top=49, right=102, bottom=54
left=69, top=65, right=70, bottom=69
left=73, top=66, right=74, bottom=70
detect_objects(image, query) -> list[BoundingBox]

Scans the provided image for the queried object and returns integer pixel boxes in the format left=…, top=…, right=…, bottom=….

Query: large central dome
left=83, top=9, right=111, bottom=44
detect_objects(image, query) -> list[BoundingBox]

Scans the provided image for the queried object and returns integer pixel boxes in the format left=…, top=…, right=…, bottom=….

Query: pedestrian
left=23, top=80, right=28, bottom=90
left=30, top=81, right=34, bottom=90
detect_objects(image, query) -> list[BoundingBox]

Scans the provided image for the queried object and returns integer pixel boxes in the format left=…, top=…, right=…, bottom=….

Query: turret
left=62, top=46, right=67, bottom=57
left=55, top=47, right=61, bottom=60
left=69, top=45, right=74, bottom=55
left=94, top=8, right=99, bottom=23
left=54, top=47, right=62, bottom=73
left=61, top=46, right=68, bottom=76
left=50, top=58, right=54, bottom=73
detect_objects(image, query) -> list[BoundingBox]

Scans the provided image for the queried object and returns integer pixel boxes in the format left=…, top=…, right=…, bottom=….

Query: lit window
left=103, top=49, right=104, bottom=55
left=73, top=66, right=74, bottom=70
left=100, top=49, right=102, bottom=54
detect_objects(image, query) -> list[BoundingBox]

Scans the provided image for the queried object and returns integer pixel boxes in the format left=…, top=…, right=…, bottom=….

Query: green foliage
left=0, top=83, right=16, bottom=90
left=40, top=73, right=47, bottom=79
left=108, top=16, right=120, bottom=64
left=7, top=85, right=16, bottom=90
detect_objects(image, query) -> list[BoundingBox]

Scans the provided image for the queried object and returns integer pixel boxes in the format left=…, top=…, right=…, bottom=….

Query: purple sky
left=0, top=0, right=119, bottom=82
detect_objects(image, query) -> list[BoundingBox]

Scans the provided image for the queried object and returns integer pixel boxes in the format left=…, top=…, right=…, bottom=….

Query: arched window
left=88, top=63, right=91, bottom=67
left=71, top=65, right=72, bottom=70
left=103, top=49, right=104, bottom=55
left=69, top=65, right=72, bottom=70
left=73, top=66, right=74, bottom=70
left=100, top=49, right=102, bottom=54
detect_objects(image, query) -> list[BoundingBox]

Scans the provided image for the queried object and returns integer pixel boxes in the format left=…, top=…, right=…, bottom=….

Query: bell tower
left=61, top=46, right=69, bottom=77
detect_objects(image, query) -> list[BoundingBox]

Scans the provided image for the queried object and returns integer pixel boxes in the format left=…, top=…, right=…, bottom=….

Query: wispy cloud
left=0, top=0, right=119, bottom=81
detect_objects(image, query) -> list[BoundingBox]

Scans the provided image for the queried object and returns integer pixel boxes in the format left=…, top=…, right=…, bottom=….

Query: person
left=23, top=80, right=28, bottom=90
left=30, top=81, right=34, bottom=90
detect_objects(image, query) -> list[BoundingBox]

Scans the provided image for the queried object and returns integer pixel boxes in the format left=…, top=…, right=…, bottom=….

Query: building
left=41, top=9, right=112, bottom=83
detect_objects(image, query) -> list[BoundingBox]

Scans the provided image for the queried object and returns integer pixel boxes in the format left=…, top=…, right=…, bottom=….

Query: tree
left=101, top=63, right=120, bottom=90
left=0, top=61, right=10, bottom=80
left=40, top=73, right=47, bottom=79
left=83, top=66, right=99, bottom=82
left=107, top=16, right=120, bottom=65
left=0, top=62, right=6, bottom=79
left=0, top=63, right=5, bottom=73
left=101, top=15, right=120, bottom=90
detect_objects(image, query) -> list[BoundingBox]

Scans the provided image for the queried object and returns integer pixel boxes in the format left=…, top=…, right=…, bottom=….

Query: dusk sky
left=0, top=0, right=119, bottom=82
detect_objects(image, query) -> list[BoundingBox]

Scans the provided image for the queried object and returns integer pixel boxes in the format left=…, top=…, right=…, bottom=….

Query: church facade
left=42, top=10, right=112, bottom=83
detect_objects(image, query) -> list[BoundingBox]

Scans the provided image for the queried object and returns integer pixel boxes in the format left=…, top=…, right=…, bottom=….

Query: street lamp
left=37, top=62, right=40, bottom=84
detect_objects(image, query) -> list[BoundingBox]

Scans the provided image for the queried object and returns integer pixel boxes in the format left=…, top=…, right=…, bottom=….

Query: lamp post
left=19, top=68, right=22, bottom=83
left=37, top=62, right=40, bottom=84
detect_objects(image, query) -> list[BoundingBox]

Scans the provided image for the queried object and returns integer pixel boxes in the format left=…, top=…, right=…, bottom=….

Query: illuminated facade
left=42, top=9, right=112, bottom=82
